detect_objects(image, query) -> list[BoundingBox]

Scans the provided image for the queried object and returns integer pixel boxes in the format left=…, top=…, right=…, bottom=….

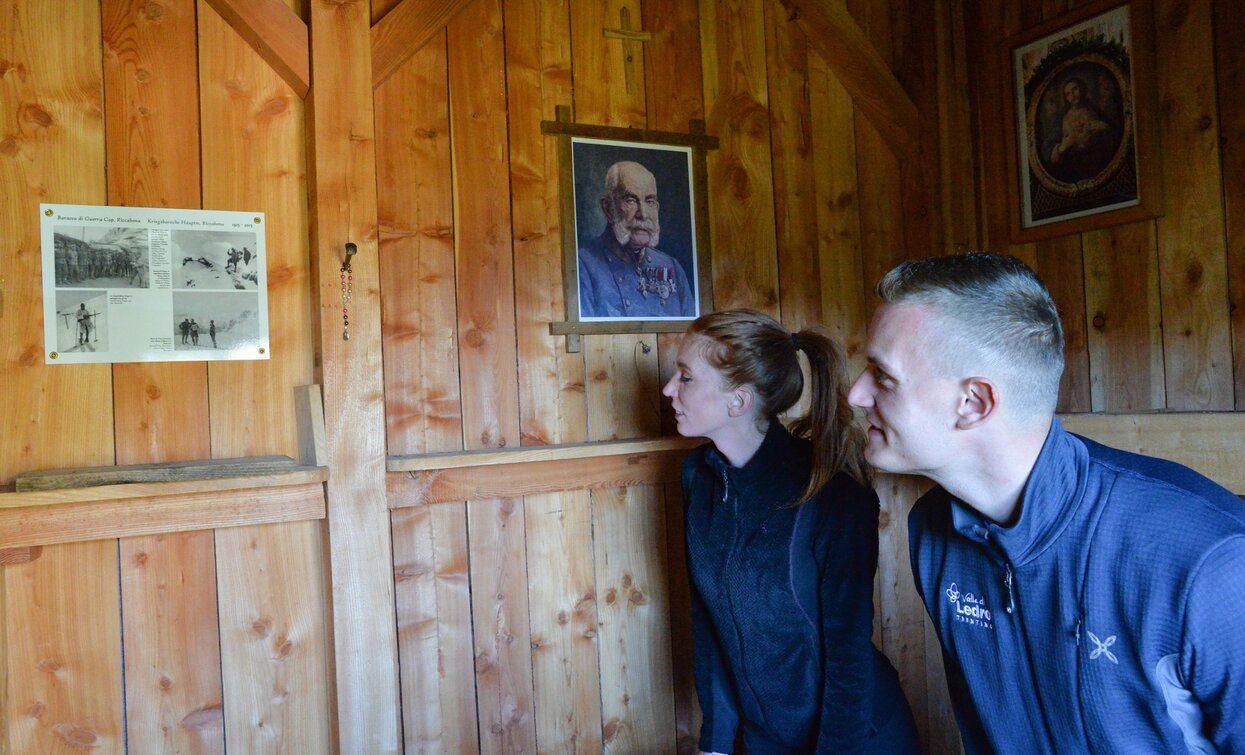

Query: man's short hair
left=877, top=252, right=1065, bottom=421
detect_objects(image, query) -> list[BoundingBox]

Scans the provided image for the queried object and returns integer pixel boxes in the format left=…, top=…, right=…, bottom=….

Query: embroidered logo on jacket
left=1087, top=630, right=1119, bottom=664
left=945, top=582, right=993, bottom=630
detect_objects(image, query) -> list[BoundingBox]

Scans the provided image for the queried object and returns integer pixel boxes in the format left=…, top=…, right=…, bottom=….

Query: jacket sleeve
left=682, top=457, right=740, bottom=753
left=812, top=487, right=880, bottom=752
left=1185, top=535, right=1245, bottom=750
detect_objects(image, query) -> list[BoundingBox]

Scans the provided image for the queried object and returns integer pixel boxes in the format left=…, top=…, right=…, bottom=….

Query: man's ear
left=956, top=377, right=999, bottom=429
left=599, top=196, right=613, bottom=220
left=727, top=386, right=755, bottom=418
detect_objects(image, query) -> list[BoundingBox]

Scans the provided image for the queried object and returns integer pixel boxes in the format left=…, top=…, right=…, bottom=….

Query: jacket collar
left=704, top=419, right=807, bottom=499
left=951, top=417, right=1089, bottom=565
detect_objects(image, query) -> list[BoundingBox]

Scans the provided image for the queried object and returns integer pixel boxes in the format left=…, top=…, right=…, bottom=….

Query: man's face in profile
left=603, top=163, right=660, bottom=252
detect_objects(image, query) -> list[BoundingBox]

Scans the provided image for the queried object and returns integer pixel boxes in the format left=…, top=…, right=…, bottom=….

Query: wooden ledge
left=0, top=457, right=329, bottom=550
left=387, top=437, right=702, bottom=507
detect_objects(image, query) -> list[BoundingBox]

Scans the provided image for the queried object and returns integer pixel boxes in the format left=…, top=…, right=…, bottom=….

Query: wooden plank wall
left=1, top=1, right=329, bottom=753
left=966, top=0, right=1244, bottom=414
left=375, top=0, right=955, bottom=752
left=6, top=0, right=1240, bottom=753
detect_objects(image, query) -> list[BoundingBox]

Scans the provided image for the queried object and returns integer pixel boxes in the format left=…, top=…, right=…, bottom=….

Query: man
left=848, top=252, right=1245, bottom=752
left=577, top=160, right=695, bottom=318
left=180, top=317, right=191, bottom=344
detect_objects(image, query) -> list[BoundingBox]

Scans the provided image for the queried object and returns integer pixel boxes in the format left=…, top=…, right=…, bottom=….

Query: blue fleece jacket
left=683, top=421, right=909, bottom=753
left=910, top=418, right=1245, bottom=753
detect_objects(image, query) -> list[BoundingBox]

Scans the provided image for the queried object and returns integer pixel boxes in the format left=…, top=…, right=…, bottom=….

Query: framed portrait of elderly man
left=1003, top=0, right=1162, bottom=242
left=542, top=108, right=716, bottom=341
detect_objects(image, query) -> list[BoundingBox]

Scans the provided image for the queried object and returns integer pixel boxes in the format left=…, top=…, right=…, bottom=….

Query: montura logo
left=1087, top=630, right=1119, bottom=664
left=945, top=582, right=993, bottom=629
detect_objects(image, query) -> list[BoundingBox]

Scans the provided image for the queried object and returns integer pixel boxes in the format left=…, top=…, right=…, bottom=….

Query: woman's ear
left=956, top=377, right=998, bottom=429
left=728, top=386, right=755, bottom=418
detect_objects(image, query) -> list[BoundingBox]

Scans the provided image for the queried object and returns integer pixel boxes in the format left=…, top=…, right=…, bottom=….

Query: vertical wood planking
left=593, top=485, right=677, bottom=752
left=100, top=3, right=226, bottom=752
left=765, top=5, right=822, bottom=330
left=447, top=0, right=532, bottom=750
left=199, top=5, right=329, bottom=753
left=1083, top=223, right=1165, bottom=412
left=855, top=117, right=904, bottom=314
left=447, top=0, right=520, bottom=454
left=505, top=0, right=584, bottom=449
left=1036, top=236, right=1091, bottom=412
left=504, top=0, right=606, bottom=750
left=1153, top=0, right=1232, bottom=409
left=875, top=473, right=933, bottom=752
left=934, top=0, right=978, bottom=253
left=105, top=0, right=211, bottom=466
left=809, top=55, right=868, bottom=375
left=377, top=37, right=460, bottom=453
left=1216, top=0, right=1245, bottom=408
left=642, top=0, right=704, bottom=749
left=466, top=498, right=537, bottom=753
left=570, top=0, right=647, bottom=129
left=524, top=490, right=603, bottom=753
left=699, top=0, right=779, bottom=313
left=7, top=541, right=124, bottom=754
left=0, top=3, right=117, bottom=753
left=432, top=503, right=481, bottom=754
left=585, top=335, right=662, bottom=440
left=306, top=0, right=402, bottom=748
left=644, top=0, right=705, bottom=133
left=375, top=30, right=466, bottom=752
left=214, top=521, right=331, bottom=753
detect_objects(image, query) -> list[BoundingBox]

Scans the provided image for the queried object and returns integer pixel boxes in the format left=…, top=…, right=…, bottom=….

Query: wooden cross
left=602, top=7, right=652, bottom=95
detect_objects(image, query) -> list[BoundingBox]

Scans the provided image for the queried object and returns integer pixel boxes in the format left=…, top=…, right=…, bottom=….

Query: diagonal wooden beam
left=776, top=0, right=920, bottom=157
left=370, top=0, right=475, bottom=89
left=203, top=0, right=310, bottom=98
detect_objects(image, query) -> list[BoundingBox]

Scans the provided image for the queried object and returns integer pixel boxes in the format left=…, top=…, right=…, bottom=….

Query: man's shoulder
left=908, top=485, right=955, bottom=534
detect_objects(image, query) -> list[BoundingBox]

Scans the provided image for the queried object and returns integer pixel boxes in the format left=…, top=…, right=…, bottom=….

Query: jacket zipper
left=1003, top=562, right=1016, bottom=614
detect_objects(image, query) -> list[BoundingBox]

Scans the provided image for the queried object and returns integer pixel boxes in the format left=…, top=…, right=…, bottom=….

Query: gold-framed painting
left=1003, top=0, right=1163, bottom=242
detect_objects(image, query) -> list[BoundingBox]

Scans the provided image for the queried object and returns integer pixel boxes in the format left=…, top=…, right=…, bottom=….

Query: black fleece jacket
left=682, top=420, right=907, bottom=753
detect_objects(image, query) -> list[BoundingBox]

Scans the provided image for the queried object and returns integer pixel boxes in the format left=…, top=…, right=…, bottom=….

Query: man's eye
left=679, top=375, right=692, bottom=383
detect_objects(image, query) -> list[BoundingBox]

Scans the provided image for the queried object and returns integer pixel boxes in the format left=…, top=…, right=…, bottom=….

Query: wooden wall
left=4, top=0, right=1240, bottom=753
left=966, top=0, right=1245, bottom=414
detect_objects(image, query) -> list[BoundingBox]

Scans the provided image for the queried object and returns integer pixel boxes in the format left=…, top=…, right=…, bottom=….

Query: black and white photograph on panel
left=54, top=290, right=109, bottom=354
left=172, top=291, right=263, bottom=354
left=52, top=226, right=150, bottom=288
left=172, top=229, right=262, bottom=290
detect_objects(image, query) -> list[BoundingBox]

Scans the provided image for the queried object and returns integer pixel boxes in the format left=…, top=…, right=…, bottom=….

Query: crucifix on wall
left=602, top=7, right=651, bottom=95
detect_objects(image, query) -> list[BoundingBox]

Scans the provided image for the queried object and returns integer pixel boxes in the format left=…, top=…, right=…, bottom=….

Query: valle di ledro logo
left=945, top=583, right=994, bottom=630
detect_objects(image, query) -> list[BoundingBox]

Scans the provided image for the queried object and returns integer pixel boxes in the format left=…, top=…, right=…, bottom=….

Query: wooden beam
left=202, top=0, right=309, bottom=98
left=388, top=436, right=701, bottom=472
left=307, top=0, right=402, bottom=748
left=2, top=467, right=328, bottom=509
left=370, top=0, right=475, bottom=89
left=775, top=0, right=919, bottom=157
left=387, top=447, right=691, bottom=507
left=0, top=482, right=326, bottom=549
left=15, top=455, right=313, bottom=491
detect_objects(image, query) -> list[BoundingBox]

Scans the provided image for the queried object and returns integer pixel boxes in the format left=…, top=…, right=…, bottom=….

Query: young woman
left=663, top=309, right=918, bottom=754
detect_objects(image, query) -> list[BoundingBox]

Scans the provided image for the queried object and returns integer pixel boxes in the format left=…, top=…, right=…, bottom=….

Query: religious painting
left=541, top=109, right=717, bottom=340
left=1004, top=0, right=1161, bottom=241
left=41, top=204, right=271, bottom=364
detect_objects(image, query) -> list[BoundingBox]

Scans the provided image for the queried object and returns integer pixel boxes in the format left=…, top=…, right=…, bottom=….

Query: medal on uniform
left=638, top=266, right=675, bottom=301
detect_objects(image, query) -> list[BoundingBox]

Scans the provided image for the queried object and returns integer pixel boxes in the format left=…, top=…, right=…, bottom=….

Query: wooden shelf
left=386, top=436, right=702, bottom=507
left=0, top=456, right=329, bottom=550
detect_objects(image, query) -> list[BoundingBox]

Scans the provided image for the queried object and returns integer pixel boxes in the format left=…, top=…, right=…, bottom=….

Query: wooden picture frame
left=542, top=106, right=716, bottom=343
left=1003, top=0, right=1162, bottom=242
